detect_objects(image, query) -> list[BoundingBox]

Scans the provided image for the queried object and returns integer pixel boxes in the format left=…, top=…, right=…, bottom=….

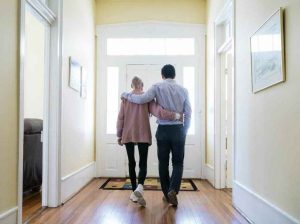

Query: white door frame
left=18, top=0, right=62, bottom=223
left=96, top=21, right=206, bottom=178
left=214, top=0, right=235, bottom=189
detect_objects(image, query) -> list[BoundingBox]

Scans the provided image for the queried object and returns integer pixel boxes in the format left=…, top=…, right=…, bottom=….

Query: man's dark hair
left=161, top=64, right=176, bottom=79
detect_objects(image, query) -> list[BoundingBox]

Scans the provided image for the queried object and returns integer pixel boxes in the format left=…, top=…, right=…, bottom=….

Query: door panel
left=98, top=66, right=126, bottom=177
left=221, top=50, right=233, bottom=188
left=225, top=51, right=233, bottom=188
left=104, top=143, right=126, bottom=177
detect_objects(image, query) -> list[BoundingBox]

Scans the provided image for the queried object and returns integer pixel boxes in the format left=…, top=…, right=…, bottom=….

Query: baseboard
left=0, top=207, right=18, bottom=224
left=233, top=180, right=300, bottom=224
left=203, top=164, right=214, bottom=186
left=61, top=162, right=96, bottom=203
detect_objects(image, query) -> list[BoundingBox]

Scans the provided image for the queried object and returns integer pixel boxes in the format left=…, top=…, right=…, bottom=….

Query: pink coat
left=116, top=99, right=176, bottom=145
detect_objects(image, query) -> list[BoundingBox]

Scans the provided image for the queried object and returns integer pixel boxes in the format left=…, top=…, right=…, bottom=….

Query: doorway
left=96, top=22, right=206, bottom=179
left=214, top=0, right=234, bottom=189
left=18, top=0, right=62, bottom=222
left=22, top=6, right=49, bottom=222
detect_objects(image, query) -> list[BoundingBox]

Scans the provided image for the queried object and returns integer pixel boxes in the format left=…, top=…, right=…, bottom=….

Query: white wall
left=234, top=0, right=300, bottom=221
left=61, top=0, right=96, bottom=178
left=24, top=11, right=45, bottom=119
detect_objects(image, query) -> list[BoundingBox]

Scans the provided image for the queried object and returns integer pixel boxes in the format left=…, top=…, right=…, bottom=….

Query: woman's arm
left=116, top=101, right=125, bottom=142
left=148, top=100, right=180, bottom=120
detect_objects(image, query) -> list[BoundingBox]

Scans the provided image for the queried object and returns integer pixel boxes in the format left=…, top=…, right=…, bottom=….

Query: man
left=121, top=64, right=191, bottom=206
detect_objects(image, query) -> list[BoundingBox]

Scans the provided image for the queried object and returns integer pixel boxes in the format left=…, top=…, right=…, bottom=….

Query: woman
left=116, top=76, right=180, bottom=207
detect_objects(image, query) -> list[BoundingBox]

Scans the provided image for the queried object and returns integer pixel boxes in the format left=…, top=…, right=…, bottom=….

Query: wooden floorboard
left=30, top=178, right=249, bottom=224
left=22, top=191, right=42, bottom=222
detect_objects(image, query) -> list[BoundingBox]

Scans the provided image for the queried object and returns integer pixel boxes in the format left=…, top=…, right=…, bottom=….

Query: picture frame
left=250, top=8, right=285, bottom=93
left=69, top=57, right=82, bottom=92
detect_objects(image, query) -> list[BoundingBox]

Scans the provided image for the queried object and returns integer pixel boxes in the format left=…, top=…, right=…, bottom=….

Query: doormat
left=100, top=178, right=198, bottom=191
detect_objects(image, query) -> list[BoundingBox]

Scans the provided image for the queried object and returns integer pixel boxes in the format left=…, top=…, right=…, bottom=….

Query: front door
left=97, top=63, right=202, bottom=178
left=96, top=22, right=206, bottom=179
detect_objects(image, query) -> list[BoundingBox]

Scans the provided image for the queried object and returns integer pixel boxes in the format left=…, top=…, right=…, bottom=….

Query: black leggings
left=125, top=142, right=149, bottom=191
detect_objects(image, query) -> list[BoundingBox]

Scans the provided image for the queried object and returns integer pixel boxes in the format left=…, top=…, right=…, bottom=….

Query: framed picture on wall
left=250, top=8, right=285, bottom=93
left=69, top=57, right=82, bottom=92
left=80, top=67, right=87, bottom=99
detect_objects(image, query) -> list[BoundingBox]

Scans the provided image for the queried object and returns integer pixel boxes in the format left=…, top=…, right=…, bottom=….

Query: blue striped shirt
left=122, top=79, right=191, bottom=133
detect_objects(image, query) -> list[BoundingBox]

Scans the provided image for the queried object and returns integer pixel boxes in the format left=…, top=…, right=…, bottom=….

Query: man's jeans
left=156, top=125, right=186, bottom=198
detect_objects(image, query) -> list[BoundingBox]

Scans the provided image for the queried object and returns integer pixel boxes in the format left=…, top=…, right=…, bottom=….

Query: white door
left=98, top=63, right=202, bottom=178
left=221, top=50, right=233, bottom=188
left=96, top=22, right=206, bottom=178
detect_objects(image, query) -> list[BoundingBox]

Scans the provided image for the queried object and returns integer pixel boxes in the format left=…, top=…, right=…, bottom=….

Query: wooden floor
left=23, top=191, right=42, bottom=222
left=30, top=179, right=249, bottom=224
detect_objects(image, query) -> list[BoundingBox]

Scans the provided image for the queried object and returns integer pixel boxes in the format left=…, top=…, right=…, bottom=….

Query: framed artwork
left=250, top=8, right=285, bottom=93
left=69, top=57, right=82, bottom=92
left=80, top=67, right=87, bottom=99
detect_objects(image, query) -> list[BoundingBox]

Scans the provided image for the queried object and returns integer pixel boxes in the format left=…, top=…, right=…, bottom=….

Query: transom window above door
left=107, top=38, right=195, bottom=56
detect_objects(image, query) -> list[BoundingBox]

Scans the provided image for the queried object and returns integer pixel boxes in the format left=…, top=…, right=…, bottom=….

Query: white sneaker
left=130, top=192, right=138, bottom=202
left=134, top=184, right=146, bottom=207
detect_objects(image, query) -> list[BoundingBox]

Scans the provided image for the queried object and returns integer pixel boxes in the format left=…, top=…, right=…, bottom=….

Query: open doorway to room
left=214, top=0, right=234, bottom=189
left=96, top=22, right=206, bottom=179
left=22, top=5, right=49, bottom=222
left=18, top=0, right=62, bottom=223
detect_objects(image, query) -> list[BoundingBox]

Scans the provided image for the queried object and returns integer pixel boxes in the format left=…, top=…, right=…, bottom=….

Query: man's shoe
left=134, top=184, right=146, bottom=207
left=167, top=190, right=178, bottom=206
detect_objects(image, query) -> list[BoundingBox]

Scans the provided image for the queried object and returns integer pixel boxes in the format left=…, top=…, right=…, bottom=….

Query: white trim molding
left=203, top=164, right=215, bottom=186
left=46, top=0, right=63, bottom=208
left=18, top=1, right=63, bottom=223
left=61, top=162, right=96, bottom=203
left=97, top=20, right=206, bottom=33
left=26, top=0, right=56, bottom=24
left=0, top=207, right=18, bottom=224
left=233, top=181, right=300, bottom=224
left=215, top=0, right=233, bottom=25
left=213, top=0, right=234, bottom=189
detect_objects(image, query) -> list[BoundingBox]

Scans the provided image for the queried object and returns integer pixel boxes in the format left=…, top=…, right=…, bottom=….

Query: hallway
left=29, top=179, right=248, bottom=224
left=1, top=0, right=300, bottom=223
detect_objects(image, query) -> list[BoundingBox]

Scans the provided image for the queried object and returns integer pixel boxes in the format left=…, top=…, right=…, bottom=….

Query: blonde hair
left=131, top=76, right=144, bottom=89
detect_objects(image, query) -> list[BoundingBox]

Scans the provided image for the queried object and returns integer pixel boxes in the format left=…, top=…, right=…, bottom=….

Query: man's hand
left=117, top=138, right=123, bottom=146
left=174, top=113, right=184, bottom=121
left=179, top=113, right=184, bottom=122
